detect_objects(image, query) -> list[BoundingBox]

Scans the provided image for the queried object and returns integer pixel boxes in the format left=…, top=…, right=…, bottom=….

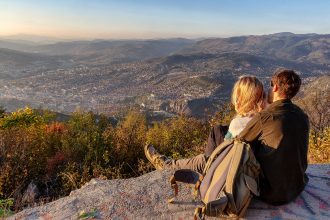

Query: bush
left=0, top=127, right=48, bottom=210
left=0, top=198, right=14, bottom=217
left=0, top=106, right=5, bottom=118
left=1, top=100, right=328, bottom=214
left=308, top=127, right=330, bottom=163
left=296, top=87, right=330, bottom=163
left=0, top=110, right=116, bottom=211
left=112, top=111, right=147, bottom=161
left=0, top=107, right=44, bottom=129
left=146, top=116, right=208, bottom=158
left=208, top=103, right=236, bottom=127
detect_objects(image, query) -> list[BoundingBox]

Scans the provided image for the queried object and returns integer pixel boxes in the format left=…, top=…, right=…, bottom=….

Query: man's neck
left=273, top=97, right=287, bottom=102
left=272, top=93, right=288, bottom=103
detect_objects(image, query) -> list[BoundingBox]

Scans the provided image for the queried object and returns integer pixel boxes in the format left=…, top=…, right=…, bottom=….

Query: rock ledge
left=9, top=164, right=330, bottom=220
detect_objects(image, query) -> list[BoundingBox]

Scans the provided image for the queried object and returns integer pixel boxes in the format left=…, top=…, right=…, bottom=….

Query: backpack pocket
left=244, top=174, right=259, bottom=196
left=204, top=193, right=228, bottom=217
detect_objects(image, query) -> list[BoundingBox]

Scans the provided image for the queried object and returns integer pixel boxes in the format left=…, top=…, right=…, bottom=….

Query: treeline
left=0, top=100, right=329, bottom=213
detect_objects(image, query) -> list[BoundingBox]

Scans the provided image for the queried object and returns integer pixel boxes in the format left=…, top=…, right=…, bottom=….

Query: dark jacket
left=238, top=99, right=309, bottom=205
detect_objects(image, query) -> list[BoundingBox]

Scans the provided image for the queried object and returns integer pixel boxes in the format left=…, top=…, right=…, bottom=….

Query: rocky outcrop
left=9, top=164, right=330, bottom=220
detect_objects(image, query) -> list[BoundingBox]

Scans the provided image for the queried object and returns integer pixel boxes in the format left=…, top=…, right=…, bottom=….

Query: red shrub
left=46, top=151, right=67, bottom=176
left=45, top=122, right=67, bottom=134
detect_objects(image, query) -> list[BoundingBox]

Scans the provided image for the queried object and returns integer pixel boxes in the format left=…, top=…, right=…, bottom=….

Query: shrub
left=308, top=127, right=330, bottom=163
left=208, top=103, right=236, bottom=127
left=146, top=116, right=208, bottom=158
left=0, top=198, right=14, bottom=217
left=296, top=87, right=330, bottom=163
left=1, top=100, right=328, bottom=214
left=112, top=111, right=148, bottom=174
left=0, top=106, right=5, bottom=118
left=0, top=107, right=44, bottom=129
left=0, top=125, right=49, bottom=210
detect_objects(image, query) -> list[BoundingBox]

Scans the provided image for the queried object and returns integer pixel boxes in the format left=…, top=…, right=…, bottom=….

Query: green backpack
left=169, top=139, right=260, bottom=219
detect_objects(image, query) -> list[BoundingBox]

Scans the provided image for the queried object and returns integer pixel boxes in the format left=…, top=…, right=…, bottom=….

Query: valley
left=0, top=33, right=329, bottom=117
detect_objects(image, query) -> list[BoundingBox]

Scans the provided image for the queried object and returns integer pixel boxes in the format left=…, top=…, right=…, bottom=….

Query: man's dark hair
left=271, top=69, right=301, bottom=99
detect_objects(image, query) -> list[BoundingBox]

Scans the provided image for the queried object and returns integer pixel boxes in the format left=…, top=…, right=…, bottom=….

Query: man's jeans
left=167, top=124, right=228, bottom=174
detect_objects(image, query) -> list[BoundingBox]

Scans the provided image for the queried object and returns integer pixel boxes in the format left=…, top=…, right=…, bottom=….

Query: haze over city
left=1, top=0, right=330, bottom=39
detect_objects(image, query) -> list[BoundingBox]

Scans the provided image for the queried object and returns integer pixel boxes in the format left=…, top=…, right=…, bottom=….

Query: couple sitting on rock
left=145, top=69, right=309, bottom=206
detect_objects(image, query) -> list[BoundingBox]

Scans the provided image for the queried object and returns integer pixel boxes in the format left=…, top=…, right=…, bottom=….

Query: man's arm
left=237, top=113, right=262, bottom=143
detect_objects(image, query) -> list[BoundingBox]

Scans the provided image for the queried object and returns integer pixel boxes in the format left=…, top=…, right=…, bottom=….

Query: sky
left=0, top=0, right=330, bottom=39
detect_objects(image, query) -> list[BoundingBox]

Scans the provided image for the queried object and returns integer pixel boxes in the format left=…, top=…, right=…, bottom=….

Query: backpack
left=168, top=139, right=260, bottom=219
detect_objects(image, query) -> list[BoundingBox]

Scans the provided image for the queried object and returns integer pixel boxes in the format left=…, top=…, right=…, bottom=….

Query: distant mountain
left=0, top=48, right=71, bottom=79
left=0, top=34, right=72, bottom=44
left=0, top=38, right=196, bottom=65
left=158, top=52, right=326, bottom=74
left=2, top=33, right=330, bottom=66
left=179, top=33, right=330, bottom=65
left=0, top=39, right=37, bottom=51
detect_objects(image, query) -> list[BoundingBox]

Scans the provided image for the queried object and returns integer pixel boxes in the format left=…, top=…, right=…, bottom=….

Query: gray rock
left=9, top=164, right=330, bottom=220
left=21, top=182, right=39, bottom=206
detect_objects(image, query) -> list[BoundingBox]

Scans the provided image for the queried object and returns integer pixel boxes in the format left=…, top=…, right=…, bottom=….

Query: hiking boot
left=144, top=143, right=170, bottom=170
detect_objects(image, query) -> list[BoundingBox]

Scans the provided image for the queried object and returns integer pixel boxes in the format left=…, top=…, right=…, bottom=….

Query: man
left=145, top=69, right=309, bottom=205
left=237, top=69, right=309, bottom=205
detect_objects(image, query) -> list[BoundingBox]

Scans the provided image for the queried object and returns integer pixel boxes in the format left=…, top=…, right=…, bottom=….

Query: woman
left=145, top=75, right=266, bottom=173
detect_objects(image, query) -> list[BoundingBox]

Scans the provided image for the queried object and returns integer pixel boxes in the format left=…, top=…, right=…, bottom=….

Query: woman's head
left=231, top=75, right=265, bottom=116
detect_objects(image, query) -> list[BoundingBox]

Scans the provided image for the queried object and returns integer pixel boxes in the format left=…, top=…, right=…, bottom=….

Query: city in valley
left=0, top=33, right=329, bottom=118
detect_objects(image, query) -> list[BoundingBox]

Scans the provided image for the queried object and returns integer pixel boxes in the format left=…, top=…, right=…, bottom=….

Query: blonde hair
left=231, top=75, right=265, bottom=116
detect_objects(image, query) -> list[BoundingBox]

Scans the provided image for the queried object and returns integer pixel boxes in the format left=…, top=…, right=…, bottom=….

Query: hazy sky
left=1, top=0, right=329, bottom=39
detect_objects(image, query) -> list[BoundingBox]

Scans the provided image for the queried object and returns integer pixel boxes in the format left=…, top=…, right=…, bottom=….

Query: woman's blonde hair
left=231, top=75, right=265, bottom=116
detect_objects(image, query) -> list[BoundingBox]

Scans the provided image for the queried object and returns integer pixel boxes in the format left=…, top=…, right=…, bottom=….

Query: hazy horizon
left=1, top=0, right=330, bottom=40
left=0, top=31, right=329, bottom=42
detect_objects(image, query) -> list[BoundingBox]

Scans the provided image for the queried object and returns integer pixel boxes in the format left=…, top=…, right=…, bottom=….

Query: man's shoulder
left=284, top=101, right=309, bottom=121
left=259, top=101, right=309, bottom=124
left=263, top=100, right=306, bottom=114
left=291, top=102, right=309, bottom=116
left=255, top=110, right=272, bottom=122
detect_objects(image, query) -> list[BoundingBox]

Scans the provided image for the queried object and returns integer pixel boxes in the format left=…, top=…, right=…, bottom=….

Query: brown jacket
left=238, top=99, right=309, bottom=205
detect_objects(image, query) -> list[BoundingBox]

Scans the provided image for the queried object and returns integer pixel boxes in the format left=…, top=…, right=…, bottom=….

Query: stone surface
left=9, top=164, right=330, bottom=220
left=21, top=182, right=39, bottom=206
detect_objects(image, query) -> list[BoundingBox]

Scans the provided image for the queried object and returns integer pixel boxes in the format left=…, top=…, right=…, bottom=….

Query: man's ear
left=273, top=84, right=279, bottom=93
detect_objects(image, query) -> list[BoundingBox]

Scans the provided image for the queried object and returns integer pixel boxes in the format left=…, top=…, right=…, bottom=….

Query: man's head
left=267, top=69, right=301, bottom=103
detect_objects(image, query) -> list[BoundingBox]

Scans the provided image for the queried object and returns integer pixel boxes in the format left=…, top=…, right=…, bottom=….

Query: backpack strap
left=238, top=195, right=252, bottom=218
left=168, top=175, right=179, bottom=203
left=202, top=139, right=234, bottom=175
left=194, top=206, right=206, bottom=220
left=168, top=169, right=201, bottom=203
left=194, top=174, right=204, bottom=190
left=193, top=174, right=204, bottom=200
left=224, top=140, right=246, bottom=213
